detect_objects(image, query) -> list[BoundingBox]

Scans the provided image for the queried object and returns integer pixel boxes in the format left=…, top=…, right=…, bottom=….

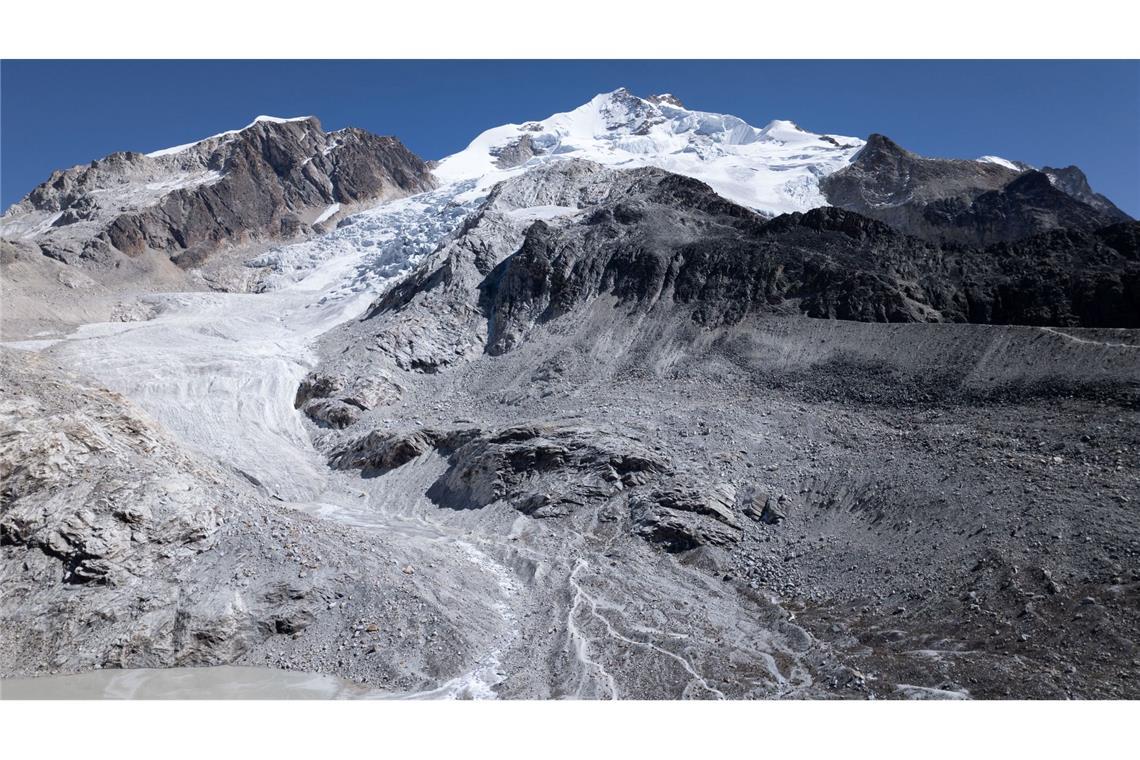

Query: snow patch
left=1, top=210, right=65, bottom=240
left=146, top=115, right=314, bottom=158
left=504, top=205, right=580, bottom=222
left=314, top=203, right=341, bottom=225
left=977, top=155, right=1022, bottom=172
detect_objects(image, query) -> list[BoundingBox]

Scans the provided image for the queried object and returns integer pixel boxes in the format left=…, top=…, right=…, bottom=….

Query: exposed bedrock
left=0, top=350, right=503, bottom=688
left=2, top=117, right=436, bottom=268
left=329, top=422, right=743, bottom=550
left=820, top=133, right=1131, bottom=245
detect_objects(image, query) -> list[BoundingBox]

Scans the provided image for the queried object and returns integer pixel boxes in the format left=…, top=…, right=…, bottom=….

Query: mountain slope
left=820, top=134, right=1130, bottom=244
left=299, top=158, right=1139, bottom=432
left=1, top=116, right=435, bottom=268
left=364, top=161, right=1140, bottom=370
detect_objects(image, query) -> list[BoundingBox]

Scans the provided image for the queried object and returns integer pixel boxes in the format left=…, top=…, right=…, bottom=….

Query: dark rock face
left=1041, top=165, right=1132, bottom=222
left=472, top=170, right=1140, bottom=352
left=3, top=117, right=435, bottom=267
left=332, top=423, right=667, bottom=513
left=820, top=134, right=1129, bottom=245
left=630, top=484, right=741, bottom=551
left=646, top=93, right=685, bottom=108
left=819, top=134, right=1017, bottom=236
left=329, top=422, right=744, bottom=549
left=293, top=371, right=404, bottom=430
left=492, top=134, right=542, bottom=169
left=918, top=170, right=1124, bottom=246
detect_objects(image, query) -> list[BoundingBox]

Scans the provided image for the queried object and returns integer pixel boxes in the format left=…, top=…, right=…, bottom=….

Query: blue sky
left=3, top=60, right=1138, bottom=215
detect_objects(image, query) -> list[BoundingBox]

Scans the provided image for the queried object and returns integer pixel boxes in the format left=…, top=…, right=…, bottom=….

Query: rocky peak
left=1042, top=165, right=1132, bottom=221
left=646, top=93, right=685, bottom=108
left=944, top=168, right=1126, bottom=245
left=826, top=132, right=1001, bottom=208
left=2, top=115, right=436, bottom=268
left=858, top=132, right=909, bottom=156
left=595, top=88, right=664, bottom=134
left=1003, top=168, right=1059, bottom=197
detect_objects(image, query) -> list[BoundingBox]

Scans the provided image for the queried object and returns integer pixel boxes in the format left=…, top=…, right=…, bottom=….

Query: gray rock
left=1, top=117, right=435, bottom=269
left=629, top=484, right=742, bottom=551
left=759, top=495, right=787, bottom=525
left=820, top=133, right=1129, bottom=245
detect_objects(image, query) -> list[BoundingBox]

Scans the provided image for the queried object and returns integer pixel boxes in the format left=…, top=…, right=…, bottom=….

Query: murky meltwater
left=0, top=666, right=385, bottom=700
left=0, top=664, right=521, bottom=700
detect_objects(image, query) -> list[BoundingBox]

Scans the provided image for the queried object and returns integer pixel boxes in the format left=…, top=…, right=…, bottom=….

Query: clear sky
left=3, top=60, right=1138, bottom=215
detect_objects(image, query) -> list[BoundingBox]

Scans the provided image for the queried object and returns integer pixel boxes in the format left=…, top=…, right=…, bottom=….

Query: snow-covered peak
left=146, top=115, right=315, bottom=158
left=250, top=115, right=313, bottom=125
left=432, top=88, right=864, bottom=215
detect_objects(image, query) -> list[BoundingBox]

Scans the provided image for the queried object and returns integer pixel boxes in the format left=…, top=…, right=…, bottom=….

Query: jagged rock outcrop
left=492, top=134, right=542, bottom=169
left=629, top=483, right=742, bottom=551
left=331, top=423, right=665, bottom=507
left=0, top=353, right=223, bottom=585
left=821, top=134, right=1129, bottom=245
left=1, top=116, right=435, bottom=268
left=329, top=421, right=742, bottom=549
left=294, top=370, right=405, bottom=430
left=1042, top=165, right=1132, bottom=222
left=645, top=93, right=685, bottom=108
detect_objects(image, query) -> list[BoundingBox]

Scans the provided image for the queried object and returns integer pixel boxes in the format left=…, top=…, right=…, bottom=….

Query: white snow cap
left=146, top=115, right=315, bottom=158
left=249, top=115, right=313, bottom=125
left=432, top=88, right=864, bottom=216
left=976, top=155, right=1024, bottom=172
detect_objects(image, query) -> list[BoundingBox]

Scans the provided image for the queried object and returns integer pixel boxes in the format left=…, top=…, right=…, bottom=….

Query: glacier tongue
left=44, top=184, right=476, bottom=502
left=432, top=87, right=864, bottom=216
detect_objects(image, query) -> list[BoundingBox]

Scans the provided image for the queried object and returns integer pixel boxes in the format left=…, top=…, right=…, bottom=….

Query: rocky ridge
left=821, top=134, right=1131, bottom=245
left=1, top=116, right=435, bottom=269
left=318, top=161, right=1139, bottom=399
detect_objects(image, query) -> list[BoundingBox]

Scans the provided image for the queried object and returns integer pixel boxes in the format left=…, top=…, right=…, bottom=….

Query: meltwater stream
left=0, top=187, right=525, bottom=700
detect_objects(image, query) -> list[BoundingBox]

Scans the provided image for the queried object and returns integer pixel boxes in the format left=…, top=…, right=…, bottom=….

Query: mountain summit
left=432, top=87, right=865, bottom=215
